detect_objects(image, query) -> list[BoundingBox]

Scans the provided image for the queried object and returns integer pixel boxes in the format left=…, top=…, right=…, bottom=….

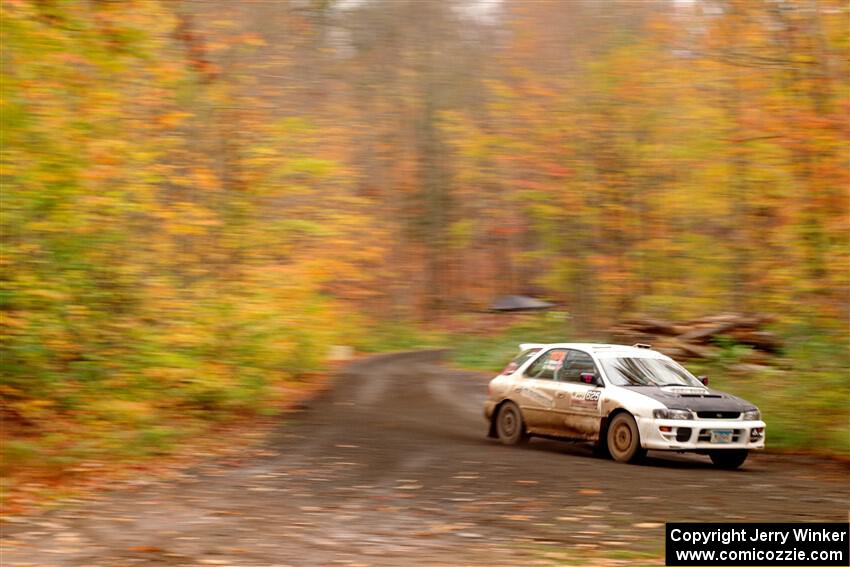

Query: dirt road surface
left=3, top=351, right=848, bottom=566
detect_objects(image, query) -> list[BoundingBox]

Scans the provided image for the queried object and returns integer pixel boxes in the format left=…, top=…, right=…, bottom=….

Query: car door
left=516, top=348, right=568, bottom=434
left=551, top=349, right=604, bottom=440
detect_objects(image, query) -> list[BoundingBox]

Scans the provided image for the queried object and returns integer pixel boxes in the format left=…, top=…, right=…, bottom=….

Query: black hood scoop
left=623, top=386, right=752, bottom=412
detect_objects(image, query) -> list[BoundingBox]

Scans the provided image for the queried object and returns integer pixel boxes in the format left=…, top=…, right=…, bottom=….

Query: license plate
left=710, top=430, right=733, bottom=444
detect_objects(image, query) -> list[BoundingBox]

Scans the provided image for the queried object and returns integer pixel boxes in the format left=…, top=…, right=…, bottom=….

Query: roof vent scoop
left=633, top=343, right=652, bottom=349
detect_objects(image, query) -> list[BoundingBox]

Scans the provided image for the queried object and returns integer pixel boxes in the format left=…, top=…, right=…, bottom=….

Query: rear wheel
left=710, top=449, right=749, bottom=469
left=607, top=413, right=646, bottom=463
left=496, top=401, right=528, bottom=446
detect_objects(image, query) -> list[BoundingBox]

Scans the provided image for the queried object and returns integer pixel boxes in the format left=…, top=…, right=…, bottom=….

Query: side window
left=555, top=350, right=599, bottom=383
left=525, top=349, right=567, bottom=381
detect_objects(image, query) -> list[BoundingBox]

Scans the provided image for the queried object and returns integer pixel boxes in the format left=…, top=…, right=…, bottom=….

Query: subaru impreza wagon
left=484, top=343, right=765, bottom=469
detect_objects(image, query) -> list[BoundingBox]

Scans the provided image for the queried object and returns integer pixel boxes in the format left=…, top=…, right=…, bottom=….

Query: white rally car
left=484, top=343, right=765, bottom=469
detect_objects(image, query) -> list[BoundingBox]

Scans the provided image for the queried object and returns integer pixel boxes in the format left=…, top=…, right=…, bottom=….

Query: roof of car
left=522, top=343, right=671, bottom=360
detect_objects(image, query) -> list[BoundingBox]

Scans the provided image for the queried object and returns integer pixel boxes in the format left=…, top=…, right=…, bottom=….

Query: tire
left=607, top=413, right=646, bottom=463
left=495, top=401, right=528, bottom=446
left=710, top=449, right=749, bottom=469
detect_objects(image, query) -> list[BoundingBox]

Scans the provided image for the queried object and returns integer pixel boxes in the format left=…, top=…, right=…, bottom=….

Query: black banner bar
left=666, top=522, right=849, bottom=566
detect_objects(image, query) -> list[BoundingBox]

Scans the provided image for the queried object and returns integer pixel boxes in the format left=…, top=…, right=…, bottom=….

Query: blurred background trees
left=169, top=0, right=848, bottom=325
left=1, top=0, right=848, bottom=472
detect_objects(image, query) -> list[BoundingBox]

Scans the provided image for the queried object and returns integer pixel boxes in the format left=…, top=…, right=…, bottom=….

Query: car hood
left=622, top=386, right=754, bottom=412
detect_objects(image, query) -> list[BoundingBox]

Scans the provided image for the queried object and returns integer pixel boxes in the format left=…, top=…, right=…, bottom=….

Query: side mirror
left=580, top=372, right=602, bottom=386
left=698, top=375, right=709, bottom=386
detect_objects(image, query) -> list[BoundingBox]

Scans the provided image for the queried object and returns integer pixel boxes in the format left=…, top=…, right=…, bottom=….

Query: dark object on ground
left=489, top=295, right=555, bottom=312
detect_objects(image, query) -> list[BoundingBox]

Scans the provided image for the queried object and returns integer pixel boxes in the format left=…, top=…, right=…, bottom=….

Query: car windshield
left=601, top=357, right=703, bottom=387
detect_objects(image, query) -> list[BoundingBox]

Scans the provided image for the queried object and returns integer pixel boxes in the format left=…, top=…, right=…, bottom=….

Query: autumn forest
left=1, top=0, right=848, bottom=498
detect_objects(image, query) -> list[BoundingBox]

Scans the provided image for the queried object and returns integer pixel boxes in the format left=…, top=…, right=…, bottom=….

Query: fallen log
left=681, top=313, right=771, bottom=328
left=676, top=320, right=741, bottom=343
left=726, top=329, right=783, bottom=353
left=671, top=339, right=719, bottom=360
left=608, top=313, right=783, bottom=360
left=620, top=318, right=679, bottom=336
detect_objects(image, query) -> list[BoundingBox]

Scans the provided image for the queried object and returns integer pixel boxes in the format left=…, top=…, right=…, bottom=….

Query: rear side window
left=500, top=348, right=541, bottom=375
left=524, top=349, right=568, bottom=381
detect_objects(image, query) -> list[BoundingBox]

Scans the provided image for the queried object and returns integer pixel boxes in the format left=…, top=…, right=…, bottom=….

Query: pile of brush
left=609, top=313, right=782, bottom=365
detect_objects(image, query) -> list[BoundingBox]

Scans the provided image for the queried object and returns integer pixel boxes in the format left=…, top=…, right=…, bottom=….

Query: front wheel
left=495, top=401, right=529, bottom=446
left=710, top=449, right=749, bottom=469
left=607, top=413, right=646, bottom=463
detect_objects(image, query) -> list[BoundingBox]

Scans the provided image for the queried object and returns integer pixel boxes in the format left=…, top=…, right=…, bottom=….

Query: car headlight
left=653, top=408, right=693, bottom=420
left=742, top=408, right=760, bottom=420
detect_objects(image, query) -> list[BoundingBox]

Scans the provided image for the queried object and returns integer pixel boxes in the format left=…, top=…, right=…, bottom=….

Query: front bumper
left=637, top=416, right=766, bottom=451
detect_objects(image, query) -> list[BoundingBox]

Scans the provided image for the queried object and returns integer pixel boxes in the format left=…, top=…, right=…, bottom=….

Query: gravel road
left=3, top=350, right=848, bottom=566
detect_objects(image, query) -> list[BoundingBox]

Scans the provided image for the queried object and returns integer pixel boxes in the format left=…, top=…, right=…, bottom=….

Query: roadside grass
left=0, top=373, right=329, bottom=513
left=0, top=311, right=457, bottom=512
left=0, top=312, right=443, bottom=513
left=448, top=311, right=582, bottom=371
left=349, top=319, right=447, bottom=353
left=447, top=316, right=850, bottom=457
left=687, top=324, right=850, bottom=457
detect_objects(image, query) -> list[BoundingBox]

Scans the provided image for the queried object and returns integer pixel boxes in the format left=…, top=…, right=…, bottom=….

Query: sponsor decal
left=584, top=390, right=601, bottom=401
left=664, top=386, right=707, bottom=395
left=571, top=389, right=601, bottom=405
left=518, top=386, right=554, bottom=408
